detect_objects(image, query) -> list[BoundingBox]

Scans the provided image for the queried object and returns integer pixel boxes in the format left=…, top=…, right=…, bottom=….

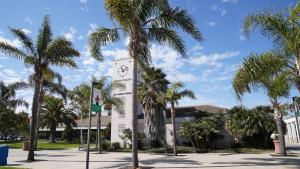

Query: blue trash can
left=0, top=145, right=9, bottom=166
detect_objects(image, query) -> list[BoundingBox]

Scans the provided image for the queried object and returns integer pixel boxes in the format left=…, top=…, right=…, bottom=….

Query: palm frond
left=9, top=27, right=35, bottom=54
left=37, top=15, right=52, bottom=56
left=0, top=42, right=27, bottom=60
left=8, top=81, right=32, bottom=91
left=144, top=7, right=202, bottom=41
left=179, top=89, right=196, bottom=99
left=242, top=10, right=289, bottom=45
left=45, top=37, right=79, bottom=66
left=104, top=0, right=134, bottom=28
left=89, top=27, right=120, bottom=60
left=232, top=51, right=290, bottom=101
left=148, top=27, right=186, bottom=56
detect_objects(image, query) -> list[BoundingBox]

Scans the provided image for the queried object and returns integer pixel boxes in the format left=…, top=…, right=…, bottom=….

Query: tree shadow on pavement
left=211, top=157, right=300, bottom=168
left=105, top=155, right=201, bottom=168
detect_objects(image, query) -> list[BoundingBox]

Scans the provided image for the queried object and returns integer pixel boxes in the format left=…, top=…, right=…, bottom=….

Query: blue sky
left=0, top=0, right=297, bottom=113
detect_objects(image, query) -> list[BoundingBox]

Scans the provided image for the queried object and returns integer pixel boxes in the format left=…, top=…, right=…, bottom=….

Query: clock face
left=117, top=64, right=129, bottom=78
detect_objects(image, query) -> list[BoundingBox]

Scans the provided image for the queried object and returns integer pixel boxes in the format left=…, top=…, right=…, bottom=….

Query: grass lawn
left=0, top=167, right=29, bottom=169
left=0, top=140, right=91, bottom=150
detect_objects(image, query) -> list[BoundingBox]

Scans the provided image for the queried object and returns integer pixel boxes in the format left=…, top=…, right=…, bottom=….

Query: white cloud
left=206, top=22, right=217, bottom=27
left=88, top=23, right=98, bottom=35
left=83, top=57, right=96, bottom=65
left=239, top=29, right=247, bottom=41
left=62, top=27, right=77, bottom=41
left=77, top=35, right=83, bottom=40
left=192, top=44, right=204, bottom=52
left=24, top=17, right=32, bottom=24
left=79, top=0, right=89, bottom=11
left=21, top=29, right=31, bottom=34
left=0, top=35, right=21, bottom=48
left=189, top=51, right=240, bottom=67
left=0, top=68, right=22, bottom=83
left=211, top=5, right=218, bottom=11
left=167, top=72, right=198, bottom=82
left=211, top=5, right=227, bottom=16
left=79, top=0, right=87, bottom=4
left=221, top=9, right=227, bottom=16
left=221, top=0, right=238, bottom=3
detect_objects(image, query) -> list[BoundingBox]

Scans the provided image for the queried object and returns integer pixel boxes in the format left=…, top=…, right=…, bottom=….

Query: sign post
left=86, top=83, right=102, bottom=169
left=292, top=97, right=300, bottom=143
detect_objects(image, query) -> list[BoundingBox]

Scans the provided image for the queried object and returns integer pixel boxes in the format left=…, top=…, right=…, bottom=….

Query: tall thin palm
left=29, top=72, right=67, bottom=149
left=165, top=82, right=196, bottom=156
left=232, top=51, right=292, bottom=156
left=92, top=76, right=124, bottom=153
left=40, top=96, right=77, bottom=143
left=138, top=67, right=169, bottom=147
left=89, top=1, right=202, bottom=167
left=242, top=3, right=300, bottom=89
left=0, top=15, right=80, bottom=161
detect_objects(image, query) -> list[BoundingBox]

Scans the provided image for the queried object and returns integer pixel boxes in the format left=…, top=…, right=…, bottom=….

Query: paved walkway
left=287, top=142, right=300, bottom=154
left=7, top=149, right=300, bottom=169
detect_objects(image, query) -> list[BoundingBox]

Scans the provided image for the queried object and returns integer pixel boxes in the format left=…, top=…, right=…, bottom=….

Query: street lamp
left=292, top=96, right=300, bottom=143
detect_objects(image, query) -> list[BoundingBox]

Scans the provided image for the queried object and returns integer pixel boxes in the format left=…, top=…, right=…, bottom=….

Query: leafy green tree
left=0, top=110, right=29, bottom=141
left=0, top=16, right=80, bottom=161
left=89, top=0, right=202, bottom=167
left=40, top=96, right=77, bottom=143
left=226, top=106, right=277, bottom=147
left=242, top=3, right=300, bottom=90
left=165, top=82, right=196, bottom=156
left=179, top=112, right=224, bottom=150
left=138, top=67, right=169, bottom=147
left=232, top=51, right=292, bottom=156
left=69, top=84, right=90, bottom=145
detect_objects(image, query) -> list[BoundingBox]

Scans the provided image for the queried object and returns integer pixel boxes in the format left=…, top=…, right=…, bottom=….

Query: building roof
left=56, top=115, right=111, bottom=128
left=138, top=104, right=227, bottom=119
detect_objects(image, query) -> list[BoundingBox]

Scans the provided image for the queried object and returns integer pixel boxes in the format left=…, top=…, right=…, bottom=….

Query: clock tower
left=111, top=57, right=142, bottom=145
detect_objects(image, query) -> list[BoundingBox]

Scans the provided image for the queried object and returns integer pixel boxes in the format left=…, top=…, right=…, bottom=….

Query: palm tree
left=89, top=1, right=202, bottom=167
left=242, top=2, right=300, bottom=89
left=31, top=72, right=67, bottom=149
left=0, top=81, right=28, bottom=111
left=165, top=82, right=196, bottom=156
left=232, top=51, right=292, bottom=156
left=40, top=96, right=77, bottom=143
left=0, top=15, right=80, bottom=161
left=92, top=76, right=124, bottom=153
left=69, top=84, right=91, bottom=146
left=138, top=67, right=169, bottom=147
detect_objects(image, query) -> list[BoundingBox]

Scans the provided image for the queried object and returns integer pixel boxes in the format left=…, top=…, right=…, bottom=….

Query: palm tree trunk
left=80, top=115, right=83, bottom=146
left=27, top=77, right=42, bottom=161
left=274, top=106, right=286, bottom=156
left=171, top=102, right=177, bottom=156
left=131, top=57, right=139, bottom=168
left=35, top=88, right=44, bottom=150
left=49, top=122, right=56, bottom=143
left=97, top=111, right=102, bottom=153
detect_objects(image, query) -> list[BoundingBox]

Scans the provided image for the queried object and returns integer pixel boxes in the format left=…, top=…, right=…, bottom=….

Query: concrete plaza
left=6, top=148, right=300, bottom=169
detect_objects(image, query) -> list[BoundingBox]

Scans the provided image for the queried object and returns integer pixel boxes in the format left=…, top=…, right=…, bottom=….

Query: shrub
left=101, top=141, right=111, bottom=151
left=111, top=142, right=120, bottom=150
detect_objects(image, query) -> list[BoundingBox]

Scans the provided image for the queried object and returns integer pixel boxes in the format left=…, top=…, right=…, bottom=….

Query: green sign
left=92, top=88, right=102, bottom=112
left=92, top=104, right=102, bottom=112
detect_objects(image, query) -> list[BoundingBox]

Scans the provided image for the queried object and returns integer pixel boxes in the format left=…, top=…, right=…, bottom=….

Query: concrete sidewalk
left=7, top=149, right=300, bottom=169
left=287, top=142, right=300, bottom=154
